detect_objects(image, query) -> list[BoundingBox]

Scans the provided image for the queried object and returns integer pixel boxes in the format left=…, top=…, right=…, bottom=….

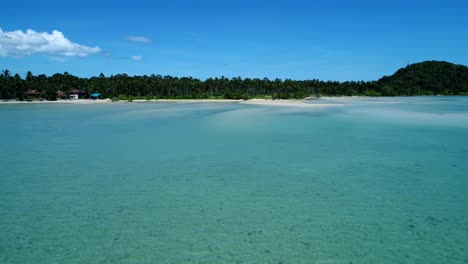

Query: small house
left=70, top=89, right=86, bottom=98
left=70, top=94, right=79, bottom=100
left=26, top=89, right=40, bottom=97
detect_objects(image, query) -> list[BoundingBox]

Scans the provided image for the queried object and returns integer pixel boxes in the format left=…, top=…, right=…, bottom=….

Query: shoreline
left=0, top=99, right=113, bottom=104
left=1, top=96, right=463, bottom=107
left=133, top=99, right=242, bottom=103
left=0, top=98, right=341, bottom=107
left=0, top=99, right=239, bottom=104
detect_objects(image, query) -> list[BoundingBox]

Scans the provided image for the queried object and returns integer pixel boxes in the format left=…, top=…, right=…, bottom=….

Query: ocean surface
left=1, top=97, right=467, bottom=264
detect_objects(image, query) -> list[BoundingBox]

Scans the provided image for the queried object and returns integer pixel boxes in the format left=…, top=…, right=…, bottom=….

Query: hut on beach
left=26, top=89, right=40, bottom=97
left=70, top=89, right=86, bottom=99
left=89, top=93, right=103, bottom=99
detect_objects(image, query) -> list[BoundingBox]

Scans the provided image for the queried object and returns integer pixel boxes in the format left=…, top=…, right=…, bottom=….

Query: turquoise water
left=1, top=97, right=468, bottom=264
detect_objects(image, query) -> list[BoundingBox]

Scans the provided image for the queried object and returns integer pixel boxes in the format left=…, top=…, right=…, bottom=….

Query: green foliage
left=272, top=93, right=292, bottom=100
left=195, top=93, right=209, bottom=99
left=118, top=94, right=127, bottom=101
left=0, top=61, right=467, bottom=101
left=363, top=90, right=381, bottom=97
left=377, top=61, right=468, bottom=95
left=223, top=90, right=247, bottom=100
left=111, top=97, right=120, bottom=102
left=381, top=86, right=396, bottom=96
left=44, top=89, right=57, bottom=101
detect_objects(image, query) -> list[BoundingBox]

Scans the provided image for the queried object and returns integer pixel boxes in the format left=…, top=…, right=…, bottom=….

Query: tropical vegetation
left=1, top=61, right=467, bottom=101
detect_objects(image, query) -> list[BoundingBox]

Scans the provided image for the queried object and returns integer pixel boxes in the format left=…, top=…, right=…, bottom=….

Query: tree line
left=1, top=61, right=467, bottom=101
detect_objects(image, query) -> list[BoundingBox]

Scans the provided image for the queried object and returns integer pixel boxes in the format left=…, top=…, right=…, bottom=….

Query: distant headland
left=1, top=61, right=467, bottom=102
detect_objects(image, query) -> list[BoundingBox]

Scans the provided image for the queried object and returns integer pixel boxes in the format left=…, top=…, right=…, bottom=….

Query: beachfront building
left=70, top=89, right=86, bottom=99
left=26, top=89, right=40, bottom=98
left=70, top=94, right=79, bottom=100
left=89, top=93, right=103, bottom=99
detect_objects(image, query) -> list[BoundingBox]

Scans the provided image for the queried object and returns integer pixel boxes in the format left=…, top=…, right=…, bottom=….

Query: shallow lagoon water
left=1, top=97, right=468, bottom=263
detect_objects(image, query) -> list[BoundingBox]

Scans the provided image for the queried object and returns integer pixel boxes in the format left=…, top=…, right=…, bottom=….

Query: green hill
left=377, top=61, right=468, bottom=95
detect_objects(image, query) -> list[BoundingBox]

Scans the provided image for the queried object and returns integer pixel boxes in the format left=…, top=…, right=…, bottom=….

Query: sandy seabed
left=239, top=99, right=343, bottom=107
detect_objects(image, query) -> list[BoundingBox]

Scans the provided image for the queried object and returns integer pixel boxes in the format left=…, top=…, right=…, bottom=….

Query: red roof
left=70, top=89, right=85, bottom=94
left=26, top=89, right=40, bottom=95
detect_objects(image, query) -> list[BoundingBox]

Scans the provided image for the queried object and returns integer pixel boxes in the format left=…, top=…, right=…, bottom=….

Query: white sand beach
left=0, top=99, right=112, bottom=104
left=0, top=98, right=346, bottom=107
left=133, top=99, right=242, bottom=103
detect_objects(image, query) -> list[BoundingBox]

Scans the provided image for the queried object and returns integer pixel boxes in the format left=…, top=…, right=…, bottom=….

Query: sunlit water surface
left=1, top=97, right=467, bottom=263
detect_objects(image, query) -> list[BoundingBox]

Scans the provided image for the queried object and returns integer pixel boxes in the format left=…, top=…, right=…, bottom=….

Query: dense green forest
left=1, top=61, right=467, bottom=101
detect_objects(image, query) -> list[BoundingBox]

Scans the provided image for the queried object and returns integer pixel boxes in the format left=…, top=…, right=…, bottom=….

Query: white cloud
left=127, top=36, right=152, bottom=43
left=0, top=28, right=101, bottom=57
left=131, top=55, right=142, bottom=61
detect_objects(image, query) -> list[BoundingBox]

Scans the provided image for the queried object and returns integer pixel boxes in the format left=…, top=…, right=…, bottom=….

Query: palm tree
left=1, top=69, right=11, bottom=78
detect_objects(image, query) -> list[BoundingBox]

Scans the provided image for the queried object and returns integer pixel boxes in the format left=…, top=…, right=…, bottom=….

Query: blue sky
left=1, top=0, right=467, bottom=81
